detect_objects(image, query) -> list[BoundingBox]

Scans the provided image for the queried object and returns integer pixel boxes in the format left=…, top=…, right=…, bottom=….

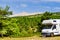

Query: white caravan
left=42, top=19, right=60, bottom=37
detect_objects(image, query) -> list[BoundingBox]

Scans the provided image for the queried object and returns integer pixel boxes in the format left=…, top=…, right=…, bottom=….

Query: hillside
left=8, top=12, right=60, bottom=18
left=1, top=12, right=60, bottom=37
left=8, top=12, right=43, bottom=17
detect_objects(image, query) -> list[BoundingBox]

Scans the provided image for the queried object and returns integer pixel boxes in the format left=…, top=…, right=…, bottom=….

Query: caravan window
left=52, top=25, right=56, bottom=30
left=43, top=25, right=52, bottom=29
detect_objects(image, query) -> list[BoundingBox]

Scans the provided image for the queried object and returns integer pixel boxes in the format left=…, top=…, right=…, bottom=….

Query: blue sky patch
left=0, top=0, right=60, bottom=14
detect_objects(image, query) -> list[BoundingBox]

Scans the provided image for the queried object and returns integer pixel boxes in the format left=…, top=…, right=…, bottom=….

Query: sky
left=0, top=0, right=60, bottom=14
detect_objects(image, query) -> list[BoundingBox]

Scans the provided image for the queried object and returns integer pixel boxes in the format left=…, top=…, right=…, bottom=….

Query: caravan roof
left=42, top=19, right=60, bottom=25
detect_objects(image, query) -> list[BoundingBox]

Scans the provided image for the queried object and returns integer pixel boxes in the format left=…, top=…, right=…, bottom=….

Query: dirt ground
left=0, top=36, right=60, bottom=40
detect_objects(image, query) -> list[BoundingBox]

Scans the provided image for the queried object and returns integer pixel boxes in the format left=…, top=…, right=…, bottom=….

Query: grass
left=0, top=36, right=60, bottom=40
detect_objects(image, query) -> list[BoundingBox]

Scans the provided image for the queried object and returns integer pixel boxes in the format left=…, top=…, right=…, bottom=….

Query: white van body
left=42, top=19, right=60, bottom=36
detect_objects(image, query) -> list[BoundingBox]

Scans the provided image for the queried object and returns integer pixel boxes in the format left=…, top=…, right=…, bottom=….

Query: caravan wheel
left=42, top=34, right=46, bottom=37
left=50, top=33, right=54, bottom=37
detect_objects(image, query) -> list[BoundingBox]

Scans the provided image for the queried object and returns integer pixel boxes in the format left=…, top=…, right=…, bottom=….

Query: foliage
left=0, top=6, right=60, bottom=37
left=0, top=6, right=12, bottom=37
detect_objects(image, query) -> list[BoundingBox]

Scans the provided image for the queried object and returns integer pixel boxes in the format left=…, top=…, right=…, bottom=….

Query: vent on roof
left=53, top=20, right=56, bottom=22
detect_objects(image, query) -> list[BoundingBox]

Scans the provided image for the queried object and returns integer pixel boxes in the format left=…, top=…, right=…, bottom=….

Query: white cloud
left=28, top=0, right=41, bottom=3
left=23, top=0, right=60, bottom=2
left=15, top=12, right=43, bottom=16
left=20, top=4, right=27, bottom=8
left=51, top=7, right=60, bottom=12
left=1, top=0, right=60, bottom=3
left=1, top=0, right=41, bottom=3
left=54, top=7, right=60, bottom=9
left=22, top=0, right=60, bottom=2
left=42, top=0, right=60, bottom=2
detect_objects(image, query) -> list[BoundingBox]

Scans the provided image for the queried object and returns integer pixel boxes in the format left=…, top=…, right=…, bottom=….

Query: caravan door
left=52, top=25, right=59, bottom=35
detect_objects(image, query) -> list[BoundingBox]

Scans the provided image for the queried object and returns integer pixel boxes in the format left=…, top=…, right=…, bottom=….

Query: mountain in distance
left=8, top=12, right=43, bottom=17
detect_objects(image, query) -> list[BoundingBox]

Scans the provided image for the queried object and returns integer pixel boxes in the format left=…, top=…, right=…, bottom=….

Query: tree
left=0, top=5, right=12, bottom=17
left=37, top=11, right=52, bottom=32
left=41, top=11, right=52, bottom=22
left=0, top=6, right=12, bottom=37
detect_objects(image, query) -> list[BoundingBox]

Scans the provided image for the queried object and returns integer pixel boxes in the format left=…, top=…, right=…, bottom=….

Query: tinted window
left=43, top=25, right=52, bottom=29
left=52, top=25, right=56, bottom=29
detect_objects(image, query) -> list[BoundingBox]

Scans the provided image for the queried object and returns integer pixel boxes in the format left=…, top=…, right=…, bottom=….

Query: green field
left=0, top=36, right=60, bottom=40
